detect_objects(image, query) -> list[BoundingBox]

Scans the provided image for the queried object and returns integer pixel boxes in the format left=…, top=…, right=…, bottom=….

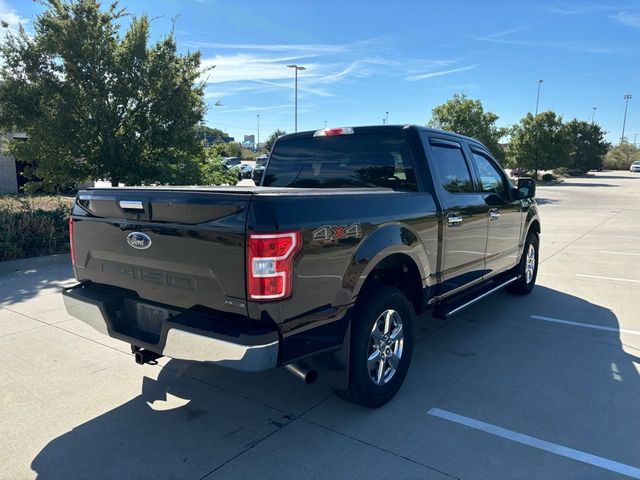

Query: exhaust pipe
left=285, top=362, right=318, bottom=384
left=133, top=348, right=162, bottom=365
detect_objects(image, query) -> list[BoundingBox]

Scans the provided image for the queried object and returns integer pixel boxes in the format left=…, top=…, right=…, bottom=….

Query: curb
left=0, top=254, right=72, bottom=276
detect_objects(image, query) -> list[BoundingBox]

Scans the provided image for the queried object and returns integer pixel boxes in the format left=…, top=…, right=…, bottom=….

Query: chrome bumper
left=62, top=284, right=279, bottom=372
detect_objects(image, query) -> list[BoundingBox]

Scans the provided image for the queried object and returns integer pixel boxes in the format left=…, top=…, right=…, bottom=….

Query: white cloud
left=611, top=10, right=640, bottom=27
left=187, top=41, right=349, bottom=54
left=406, top=65, right=476, bottom=81
left=0, top=0, right=28, bottom=33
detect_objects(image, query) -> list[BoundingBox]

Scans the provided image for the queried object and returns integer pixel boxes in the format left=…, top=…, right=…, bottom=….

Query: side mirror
left=516, top=177, right=536, bottom=199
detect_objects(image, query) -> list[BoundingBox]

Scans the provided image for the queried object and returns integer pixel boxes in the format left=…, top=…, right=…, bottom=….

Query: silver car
left=630, top=160, right=640, bottom=172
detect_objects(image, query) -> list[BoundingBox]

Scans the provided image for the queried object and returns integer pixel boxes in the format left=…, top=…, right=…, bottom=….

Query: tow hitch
left=132, top=345, right=163, bottom=365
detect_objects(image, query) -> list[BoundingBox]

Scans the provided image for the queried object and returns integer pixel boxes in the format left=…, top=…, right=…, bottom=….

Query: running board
left=431, top=276, right=519, bottom=319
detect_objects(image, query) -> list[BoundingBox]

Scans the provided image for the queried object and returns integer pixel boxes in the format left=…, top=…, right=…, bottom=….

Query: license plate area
left=135, top=303, right=170, bottom=334
left=120, top=299, right=180, bottom=344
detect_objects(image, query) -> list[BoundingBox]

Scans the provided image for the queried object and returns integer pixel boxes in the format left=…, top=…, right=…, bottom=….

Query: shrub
left=541, top=173, right=556, bottom=182
left=0, top=196, right=72, bottom=261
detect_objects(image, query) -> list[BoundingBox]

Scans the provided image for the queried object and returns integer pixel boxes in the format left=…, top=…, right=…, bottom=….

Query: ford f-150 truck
left=63, top=125, right=540, bottom=407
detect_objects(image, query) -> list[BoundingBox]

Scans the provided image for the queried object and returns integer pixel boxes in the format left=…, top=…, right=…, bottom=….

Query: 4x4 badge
left=313, top=224, right=362, bottom=242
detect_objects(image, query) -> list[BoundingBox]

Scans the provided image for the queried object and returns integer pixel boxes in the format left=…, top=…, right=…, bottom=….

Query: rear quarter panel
left=247, top=190, right=438, bottom=362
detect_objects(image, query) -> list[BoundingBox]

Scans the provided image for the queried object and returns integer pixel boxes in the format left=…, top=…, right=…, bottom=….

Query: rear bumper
left=62, top=283, right=279, bottom=372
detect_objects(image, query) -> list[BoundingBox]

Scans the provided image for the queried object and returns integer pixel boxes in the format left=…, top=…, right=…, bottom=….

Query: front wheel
left=335, top=286, right=414, bottom=408
left=506, top=232, right=539, bottom=295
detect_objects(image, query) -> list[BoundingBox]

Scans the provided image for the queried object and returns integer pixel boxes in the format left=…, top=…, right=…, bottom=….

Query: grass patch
left=0, top=196, right=73, bottom=262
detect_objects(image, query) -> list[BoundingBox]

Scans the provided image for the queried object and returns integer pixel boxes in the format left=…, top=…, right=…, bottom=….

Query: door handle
left=447, top=214, right=463, bottom=226
left=489, top=209, right=500, bottom=221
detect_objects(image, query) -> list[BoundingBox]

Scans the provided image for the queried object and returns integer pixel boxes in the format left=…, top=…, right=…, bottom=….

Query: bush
left=605, top=143, right=640, bottom=170
left=0, top=196, right=72, bottom=261
left=541, top=173, right=556, bottom=182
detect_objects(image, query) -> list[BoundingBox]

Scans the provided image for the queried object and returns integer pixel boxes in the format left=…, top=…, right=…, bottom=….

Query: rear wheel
left=506, top=232, right=539, bottom=295
left=335, top=286, right=414, bottom=408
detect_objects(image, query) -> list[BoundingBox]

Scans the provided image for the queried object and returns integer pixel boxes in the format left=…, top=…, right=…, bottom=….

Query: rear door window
left=429, top=140, right=474, bottom=193
left=263, top=133, right=417, bottom=191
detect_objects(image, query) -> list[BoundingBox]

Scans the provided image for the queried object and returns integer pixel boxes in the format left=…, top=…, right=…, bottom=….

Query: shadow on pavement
left=0, top=258, right=74, bottom=306
left=30, top=286, right=639, bottom=479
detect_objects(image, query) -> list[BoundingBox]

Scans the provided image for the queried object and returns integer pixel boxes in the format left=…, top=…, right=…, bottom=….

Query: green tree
left=201, top=148, right=239, bottom=185
left=508, top=111, right=572, bottom=178
left=195, top=125, right=229, bottom=144
left=0, top=0, right=208, bottom=190
left=605, top=143, right=640, bottom=170
left=428, top=94, right=508, bottom=161
left=263, top=129, right=286, bottom=153
left=563, top=120, right=610, bottom=172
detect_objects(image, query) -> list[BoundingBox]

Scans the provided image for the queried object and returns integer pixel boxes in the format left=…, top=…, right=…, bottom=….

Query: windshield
left=262, top=133, right=417, bottom=190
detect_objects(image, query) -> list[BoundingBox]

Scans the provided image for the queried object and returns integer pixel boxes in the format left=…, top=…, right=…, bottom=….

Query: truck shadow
left=29, top=287, right=639, bottom=479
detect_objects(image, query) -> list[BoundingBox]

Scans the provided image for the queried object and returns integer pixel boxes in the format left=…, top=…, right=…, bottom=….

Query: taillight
left=69, top=217, right=76, bottom=266
left=247, top=231, right=302, bottom=300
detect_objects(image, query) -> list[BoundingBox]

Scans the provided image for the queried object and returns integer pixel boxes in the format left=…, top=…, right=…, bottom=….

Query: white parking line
left=576, top=273, right=640, bottom=284
left=428, top=408, right=640, bottom=479
left=600, top=251, right=640, bottom=256
left=615, top=235, right=640, bottom=239
left=530, top=315, right=640, bottom=336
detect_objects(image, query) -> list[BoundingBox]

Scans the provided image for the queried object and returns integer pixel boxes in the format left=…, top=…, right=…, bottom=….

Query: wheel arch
left=342, top=223, right=431, bottom=315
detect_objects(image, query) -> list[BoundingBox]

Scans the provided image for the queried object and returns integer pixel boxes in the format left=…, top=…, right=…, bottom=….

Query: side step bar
left=432, top=276, right=519, bottom=319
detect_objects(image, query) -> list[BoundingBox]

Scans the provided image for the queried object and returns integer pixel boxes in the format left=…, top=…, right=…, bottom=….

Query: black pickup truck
left=63, top=125, right=540, bottom=407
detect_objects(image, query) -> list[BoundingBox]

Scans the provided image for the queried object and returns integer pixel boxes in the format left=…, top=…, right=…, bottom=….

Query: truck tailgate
left=72, top=189, right=250, bottom=315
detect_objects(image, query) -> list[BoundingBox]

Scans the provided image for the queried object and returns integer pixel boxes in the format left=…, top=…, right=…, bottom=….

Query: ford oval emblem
left=127, top=232, right=152, bottom=250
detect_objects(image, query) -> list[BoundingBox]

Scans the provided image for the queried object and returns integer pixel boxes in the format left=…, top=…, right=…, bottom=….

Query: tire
left=335, top=286, right=414, bottom=408
left=506, top=231, right=539, bottom=295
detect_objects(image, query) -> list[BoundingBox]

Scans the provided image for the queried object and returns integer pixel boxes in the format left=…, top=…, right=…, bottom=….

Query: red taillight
left=247, top=231, right=302, bottom=300
left=69, top=217, right=76, bottom=266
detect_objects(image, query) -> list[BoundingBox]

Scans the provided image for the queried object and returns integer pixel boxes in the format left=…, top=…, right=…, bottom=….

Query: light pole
left=256, top=114, right=260, bottom=151
left=535, top=79, right=543, bottom=115
left=385, top=111, right=389, bottom=124
left=621, top=94, right=632, bottom=144
left=634, top=133, right=638, bottom=147
left=324, top=120, right=327, bottom=128
left=592, top=107, right=597, bottom=124
left=287, top=64, right=306, bottom=132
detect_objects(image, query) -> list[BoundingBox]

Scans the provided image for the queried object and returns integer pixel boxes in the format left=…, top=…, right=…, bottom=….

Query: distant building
left=243, top=134, right=255, bottom=145
left=0, top=132, right=25, bottom=194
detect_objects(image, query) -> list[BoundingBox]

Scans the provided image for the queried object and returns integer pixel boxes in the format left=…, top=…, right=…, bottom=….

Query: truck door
left=425, top=136, right=490, bottom=296
left=468, top=147, right=522, bottom=276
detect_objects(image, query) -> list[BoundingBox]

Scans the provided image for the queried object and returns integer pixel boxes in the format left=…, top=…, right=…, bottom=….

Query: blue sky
left=2, top=0, right=639, bottom=144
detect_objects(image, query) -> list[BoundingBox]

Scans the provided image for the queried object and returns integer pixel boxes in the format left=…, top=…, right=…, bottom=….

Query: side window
left=429, top=141, right=474, bottom=193
left=471, top=151, right=506, bottom=197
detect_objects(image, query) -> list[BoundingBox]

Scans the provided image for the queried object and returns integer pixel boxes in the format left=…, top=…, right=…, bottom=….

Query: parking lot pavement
left=1, top=171, right=639, bottom=479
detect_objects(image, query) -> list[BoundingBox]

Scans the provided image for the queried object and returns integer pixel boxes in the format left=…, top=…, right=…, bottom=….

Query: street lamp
left=256, top=114, right=260, bottom=151
left=287, top=64, right=306, bottom=132
left=535, top=79, right=543, bottom=115
left=621, top=94, right=632, bottom=144
left=385, top=111, right=389, bottom=124
left=592, top=107, right=597, bottom=124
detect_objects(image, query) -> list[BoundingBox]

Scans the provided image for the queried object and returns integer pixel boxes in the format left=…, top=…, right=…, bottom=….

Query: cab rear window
left=262, top=133, right=417, bottom=191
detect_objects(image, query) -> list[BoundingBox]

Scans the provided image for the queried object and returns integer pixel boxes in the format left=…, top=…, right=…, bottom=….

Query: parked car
left=222, top=157, right=241, bottom=169
left=63, top=125, right=540, bottom=408
left=255, top=154, right=269, bottom=167
left=239, top=163, right=254, bottom=179
left=252, top=165, right=265, bottom=184
left=511, top=167, right=529, bottom=177
left=630, top=160, right=640, bottom=172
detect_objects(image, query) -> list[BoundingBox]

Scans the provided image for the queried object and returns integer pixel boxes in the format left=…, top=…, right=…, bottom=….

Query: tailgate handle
left=119, top=200, right=144, bottom=211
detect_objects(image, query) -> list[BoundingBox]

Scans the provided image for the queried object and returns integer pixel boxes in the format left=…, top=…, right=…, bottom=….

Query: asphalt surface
left=1, top=171, right=639, bottom=479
